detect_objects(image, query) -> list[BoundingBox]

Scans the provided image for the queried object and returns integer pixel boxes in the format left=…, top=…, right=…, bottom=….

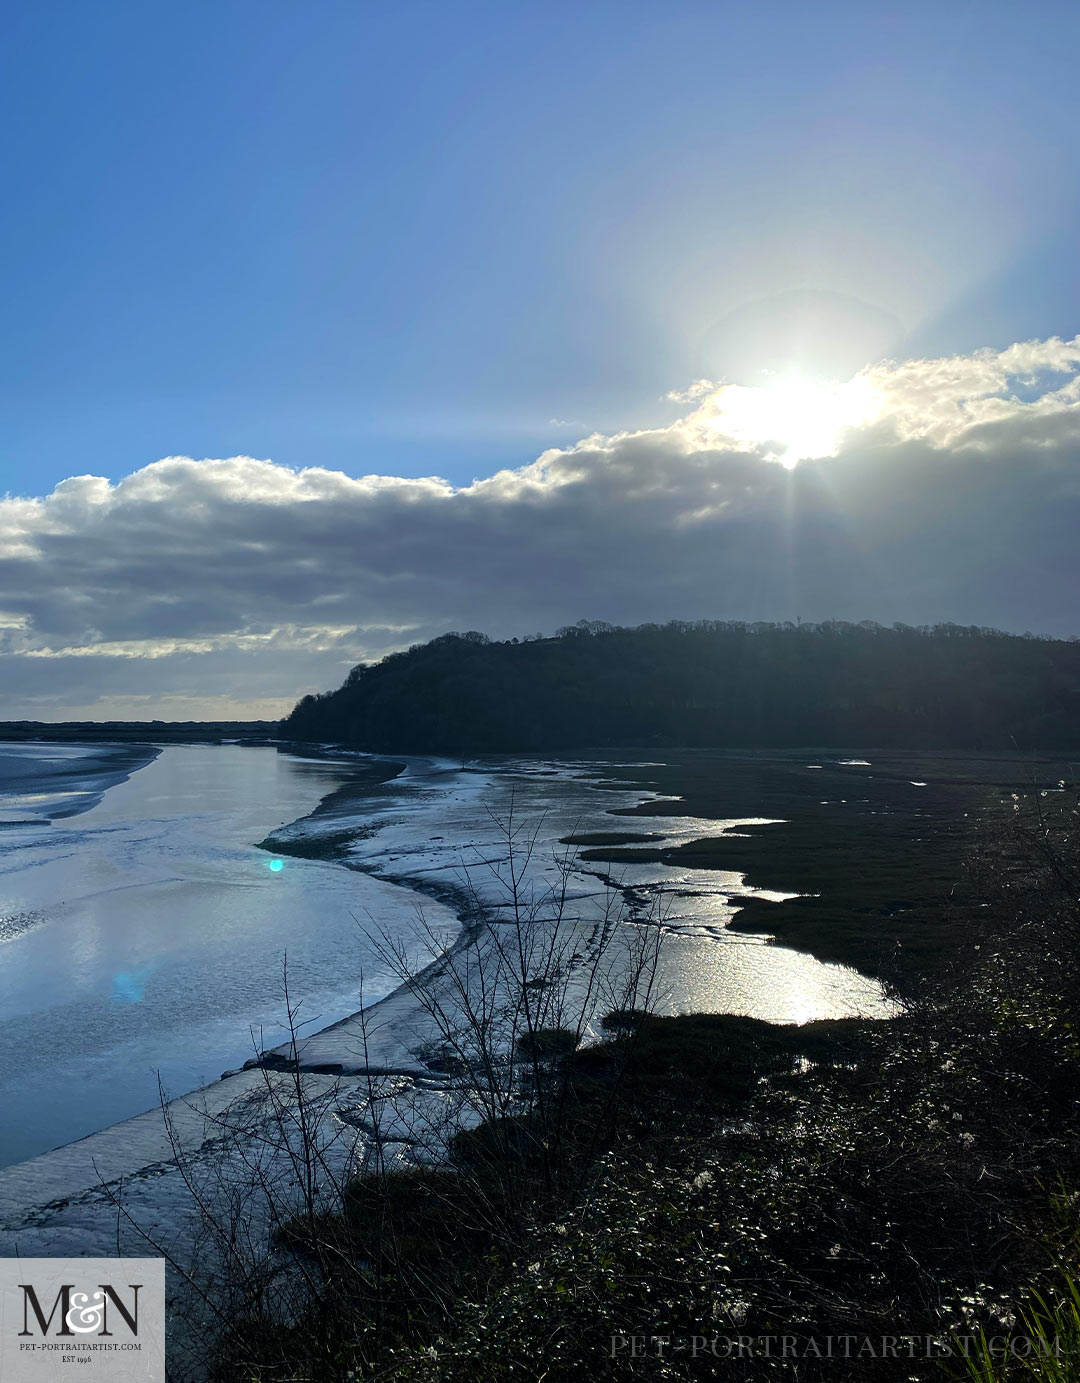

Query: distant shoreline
left=0, top=720, right=280, bottom=744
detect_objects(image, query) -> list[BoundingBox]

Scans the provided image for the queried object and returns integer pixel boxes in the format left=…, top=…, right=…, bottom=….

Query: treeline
left=281, top=619, right=1080, bottom=752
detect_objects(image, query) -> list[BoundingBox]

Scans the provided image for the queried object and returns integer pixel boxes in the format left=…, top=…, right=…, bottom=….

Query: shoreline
left=0, top=739, right=163, bottom=824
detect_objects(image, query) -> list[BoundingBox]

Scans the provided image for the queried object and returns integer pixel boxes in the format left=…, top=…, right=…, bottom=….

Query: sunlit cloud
left=689, top=375, right=884, bottom=467
left=677, top=333, right=1080, bottom=464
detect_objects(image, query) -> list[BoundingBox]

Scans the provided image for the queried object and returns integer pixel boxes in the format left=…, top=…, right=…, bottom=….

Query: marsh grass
left=960, top=1271, right=1080, bottom=1381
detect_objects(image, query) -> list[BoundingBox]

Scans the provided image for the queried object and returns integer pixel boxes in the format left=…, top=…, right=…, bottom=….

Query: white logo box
left=0, top=1259, right=165, bottom=1382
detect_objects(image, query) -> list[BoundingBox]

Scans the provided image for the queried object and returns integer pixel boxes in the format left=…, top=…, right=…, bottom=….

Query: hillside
left=281, top=619, right=1080, bottom=752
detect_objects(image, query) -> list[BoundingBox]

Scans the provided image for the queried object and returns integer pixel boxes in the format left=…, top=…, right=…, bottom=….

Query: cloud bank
left=2, top=336, right=1079, bottom=718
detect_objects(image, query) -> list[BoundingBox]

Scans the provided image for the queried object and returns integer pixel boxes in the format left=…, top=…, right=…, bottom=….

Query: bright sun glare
left=702, top=374, right=880, bottom=468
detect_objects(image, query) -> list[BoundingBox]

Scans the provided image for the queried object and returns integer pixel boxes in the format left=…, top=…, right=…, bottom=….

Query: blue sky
left=4, top=1, right=1080, bottom=499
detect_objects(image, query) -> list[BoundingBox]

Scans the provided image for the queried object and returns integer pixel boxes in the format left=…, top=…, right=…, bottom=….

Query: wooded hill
left=281, top=620, right=1080, bottom=752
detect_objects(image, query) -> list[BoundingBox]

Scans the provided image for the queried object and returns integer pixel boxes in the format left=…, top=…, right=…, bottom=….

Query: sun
left=699, top=373, right=881, bottom=467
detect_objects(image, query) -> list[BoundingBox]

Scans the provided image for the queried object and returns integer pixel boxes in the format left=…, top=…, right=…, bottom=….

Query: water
left=0, top=744, right=452, bottom=1167
left=0, top=742, right=892, bottom=1169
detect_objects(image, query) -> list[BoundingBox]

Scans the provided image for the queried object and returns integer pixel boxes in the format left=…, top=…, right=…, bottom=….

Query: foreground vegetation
left=184, top=768, right=1080, bottom=1381
left=282, top=620, right=1080, bottom=751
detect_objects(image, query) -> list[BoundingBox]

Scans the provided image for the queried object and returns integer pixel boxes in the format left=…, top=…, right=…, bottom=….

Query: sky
left=2, top=1, right=1080, bottom=719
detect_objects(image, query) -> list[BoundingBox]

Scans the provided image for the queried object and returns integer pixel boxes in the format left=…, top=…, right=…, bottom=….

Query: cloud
left=2, top=336, right=1080, bottom=717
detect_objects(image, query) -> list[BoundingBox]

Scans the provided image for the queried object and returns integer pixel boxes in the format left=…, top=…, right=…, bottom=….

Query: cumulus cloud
left=2, top=336, right=1079, bottom=718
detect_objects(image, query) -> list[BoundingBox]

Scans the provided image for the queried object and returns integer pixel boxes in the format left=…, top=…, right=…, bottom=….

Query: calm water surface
left=0, top=744, right=445, bottom=1166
